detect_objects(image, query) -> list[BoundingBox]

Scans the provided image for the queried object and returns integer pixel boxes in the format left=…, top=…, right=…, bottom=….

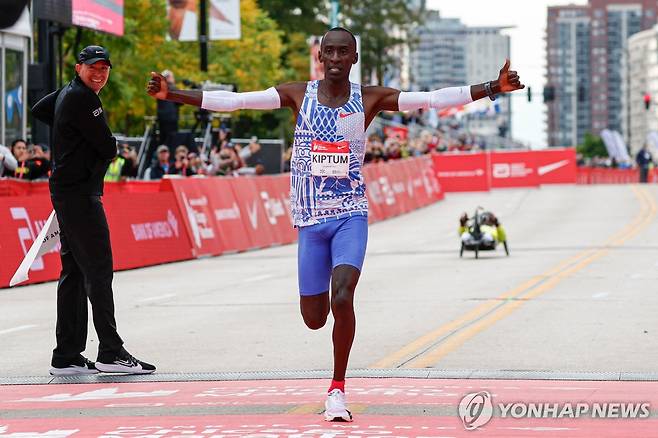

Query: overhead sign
left=73, top=0, right=124, bottom=36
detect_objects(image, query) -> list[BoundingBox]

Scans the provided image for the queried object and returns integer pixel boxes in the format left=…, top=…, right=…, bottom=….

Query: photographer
left=168, top=145, right=196, bottom=176
left=120, top=144, right=138, bottom=178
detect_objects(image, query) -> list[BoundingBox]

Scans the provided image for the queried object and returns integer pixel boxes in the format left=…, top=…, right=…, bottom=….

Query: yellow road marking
left=370, top=186, right=655, bottom=369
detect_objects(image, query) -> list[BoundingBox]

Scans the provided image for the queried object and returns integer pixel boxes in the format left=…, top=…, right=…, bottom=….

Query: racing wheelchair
left=459, top=207, right=509, bottom=259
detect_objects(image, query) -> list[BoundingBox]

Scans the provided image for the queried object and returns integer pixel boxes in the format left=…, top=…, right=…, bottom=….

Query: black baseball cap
left=78, top=45, right=112, bottom=68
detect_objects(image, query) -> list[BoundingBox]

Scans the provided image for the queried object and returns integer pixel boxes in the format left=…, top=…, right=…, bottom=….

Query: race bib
left=311, top=140, right=350, bottom=177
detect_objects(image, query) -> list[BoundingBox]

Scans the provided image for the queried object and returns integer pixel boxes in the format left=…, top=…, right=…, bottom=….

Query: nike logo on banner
left=339, top=112, right=356, bottom=118
left=247, top=200, right=259, bottom=229
left=538, top=159, right=570, bottom=176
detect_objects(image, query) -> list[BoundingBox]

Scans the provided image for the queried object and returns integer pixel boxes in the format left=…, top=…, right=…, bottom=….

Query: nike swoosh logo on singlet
left=339, top=112, right=356, bottom=118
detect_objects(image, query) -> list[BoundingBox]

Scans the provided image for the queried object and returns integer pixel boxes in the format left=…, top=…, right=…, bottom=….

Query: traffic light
left=527, top=86, right=532, bottom=102
left=644, top=93, right=651, bottom=110
left=543, top=86, right=555, bottom=102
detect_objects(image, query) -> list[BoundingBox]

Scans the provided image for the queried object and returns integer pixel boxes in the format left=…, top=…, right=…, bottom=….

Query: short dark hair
left=323, top=27, right=357, bottom=48
left=11, top=138, right=26, bottom=147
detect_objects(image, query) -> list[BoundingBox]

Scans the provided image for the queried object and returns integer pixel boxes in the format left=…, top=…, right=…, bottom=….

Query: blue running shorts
left=297, top=215, right=368, bottom=296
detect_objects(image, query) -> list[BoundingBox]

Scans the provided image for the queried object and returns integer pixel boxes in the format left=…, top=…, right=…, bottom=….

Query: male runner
left=147, top=27, right=524, bottom=421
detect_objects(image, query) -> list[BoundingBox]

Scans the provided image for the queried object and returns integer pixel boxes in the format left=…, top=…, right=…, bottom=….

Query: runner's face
left=319, top=31, right=357, bottom=80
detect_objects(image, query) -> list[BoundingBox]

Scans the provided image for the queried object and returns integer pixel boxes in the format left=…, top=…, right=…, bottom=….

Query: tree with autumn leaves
left=56, top=0, right=421, bottom=137
left=61, top=0, right=286, bottom=136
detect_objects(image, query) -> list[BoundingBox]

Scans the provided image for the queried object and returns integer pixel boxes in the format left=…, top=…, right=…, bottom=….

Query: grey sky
left=426, top=0, right=588, bottom=147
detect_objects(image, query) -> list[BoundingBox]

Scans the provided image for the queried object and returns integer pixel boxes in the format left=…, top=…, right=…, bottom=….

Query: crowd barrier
left=0, top=156, right=442, bottom=288
left=575, top=167, right=658, bottom=184
left=431, top=148, right=577, bottom=192
left=5, top=148, right=644, bottom=288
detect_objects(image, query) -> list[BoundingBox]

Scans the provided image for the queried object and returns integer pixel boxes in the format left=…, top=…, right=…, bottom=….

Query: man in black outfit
left=31, top=45, right=155, bottom=376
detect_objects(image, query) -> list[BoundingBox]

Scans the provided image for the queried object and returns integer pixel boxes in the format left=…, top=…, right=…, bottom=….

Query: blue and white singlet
left=290, top=80, right=368, bottom=227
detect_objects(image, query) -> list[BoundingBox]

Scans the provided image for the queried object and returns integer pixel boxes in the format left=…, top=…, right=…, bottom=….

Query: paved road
left=2, top=184, right=657, bottom=377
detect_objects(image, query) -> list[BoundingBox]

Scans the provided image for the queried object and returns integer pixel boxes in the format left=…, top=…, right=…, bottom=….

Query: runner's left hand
left=497, top=59, right=524, bottom=93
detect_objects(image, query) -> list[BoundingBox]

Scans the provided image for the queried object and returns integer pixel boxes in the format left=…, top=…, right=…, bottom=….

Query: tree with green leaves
left=577, top=132, right=608, bottom=158
left=340, top=0, right=423, bottom=85
left=59, top=0, right=285, bottom=136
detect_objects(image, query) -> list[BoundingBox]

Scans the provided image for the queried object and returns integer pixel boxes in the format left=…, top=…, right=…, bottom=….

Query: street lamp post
left=330, top=0, right=339, bottom=28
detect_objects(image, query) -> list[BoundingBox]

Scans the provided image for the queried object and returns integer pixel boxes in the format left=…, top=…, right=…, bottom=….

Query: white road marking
left=592, top=292, right=609, bottom=299
left=138, top=293, right=176, bottom=303
left=0, top=325, right=36, bottom=335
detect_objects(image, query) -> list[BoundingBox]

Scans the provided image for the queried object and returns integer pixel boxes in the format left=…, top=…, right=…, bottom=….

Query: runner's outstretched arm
left=147, top=72, right=305, bottom=114
left=363, top=59, right=524, bottom=123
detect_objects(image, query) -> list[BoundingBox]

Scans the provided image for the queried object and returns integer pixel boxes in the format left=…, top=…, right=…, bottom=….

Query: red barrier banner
left=204, top=178, right=254, bottom=253
left=533, top=148, right=577, bottom=184
left=432, top=152, right=490, bottom=192
left=0, top=179, right=50, bottom=197
left=0, top=180, right=163, bottom=198
left=363, top=164, right=384, bottom=223
left=386, top=160, right=413, bottom=215
left=104, top=192, right=193, bottom=270
left=579, top=168, right=639, bottom=184
left=399, top=159, right=421, bottom=211
left=228, top=178, right=276, bottom=249
left=103, top=181, right=162, bottom=194
left=418, top=154, right=444, bottom=202
left=373, top=162, right=402, bottom=218
left=163, top=178, right=225, bottom=257
left=253, top=175, right=296, bottom=245
left=490, top=150, right=539, bottom=188
left=0, top=196, right=61, bottom=288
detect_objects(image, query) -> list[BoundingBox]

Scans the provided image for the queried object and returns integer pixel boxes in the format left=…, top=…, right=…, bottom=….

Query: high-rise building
left=409, top=11, right=512, bottom=137
left=545, top=0, right=658, bottom=147
left=623, top=25, right=658, bottom=154
left=410, top=10, right=467, bottom=91
left=545, top=5, right=590, bottom=147
left=465, top=27, right=512, bottom=138
left=590, top=0, right=658, bottom=135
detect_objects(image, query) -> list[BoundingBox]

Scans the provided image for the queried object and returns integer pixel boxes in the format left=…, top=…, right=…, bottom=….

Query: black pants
left=51, top=195, right=123, bottom=365
left=640, top=167, right=649, bottom=183
left=158, top=119, right=178, bottom=149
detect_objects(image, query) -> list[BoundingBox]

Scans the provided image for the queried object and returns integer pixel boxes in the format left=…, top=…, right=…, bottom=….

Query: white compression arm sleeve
left=201, top=87, right=281, bottom=112
left=398, top=87, right=473, bottom=112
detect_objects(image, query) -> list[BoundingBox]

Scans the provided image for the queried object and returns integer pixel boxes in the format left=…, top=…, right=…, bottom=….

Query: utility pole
left=200, top=0, right=208, bottom=72
left=330, top=0, right=339, bottom=28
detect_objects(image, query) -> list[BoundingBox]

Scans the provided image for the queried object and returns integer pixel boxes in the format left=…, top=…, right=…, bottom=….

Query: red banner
left=1, top=157, right=446, bottom=288
left=418, top=154, right=444, bottom=202
left=432, top=152, right=490, bottom=192
left=104, top=192, right=192, bottom=270
left=254, top=175, right=296, bottom=245
left=363, top=164, right=384, bottom=223
left=489, top=150, right=539, bottom=188
left=533, top=148, right=577, bottom=184
left=0, top=196, right=61, bottom=288
left=163, top=178, right=225, bottom=257
left=228, top=178, right=276, bottom=249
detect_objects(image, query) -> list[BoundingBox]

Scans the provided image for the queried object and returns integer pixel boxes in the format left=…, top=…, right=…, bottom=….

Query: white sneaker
left=324, top=389, right=353, bottom=422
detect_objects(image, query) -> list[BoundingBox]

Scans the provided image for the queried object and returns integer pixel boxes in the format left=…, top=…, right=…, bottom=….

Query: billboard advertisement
left=72, top=0, right=124, bottom=36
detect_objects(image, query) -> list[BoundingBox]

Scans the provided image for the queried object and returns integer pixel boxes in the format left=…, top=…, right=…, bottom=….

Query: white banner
left=10, top=210, right=60, bottom=287
left=209, top=0, right=241, bottom=40
left=167, top=1, right=198, bottom=41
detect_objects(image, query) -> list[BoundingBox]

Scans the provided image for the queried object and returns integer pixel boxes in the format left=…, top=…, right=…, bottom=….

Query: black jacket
left=31, top=76, right=117, bottom=196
